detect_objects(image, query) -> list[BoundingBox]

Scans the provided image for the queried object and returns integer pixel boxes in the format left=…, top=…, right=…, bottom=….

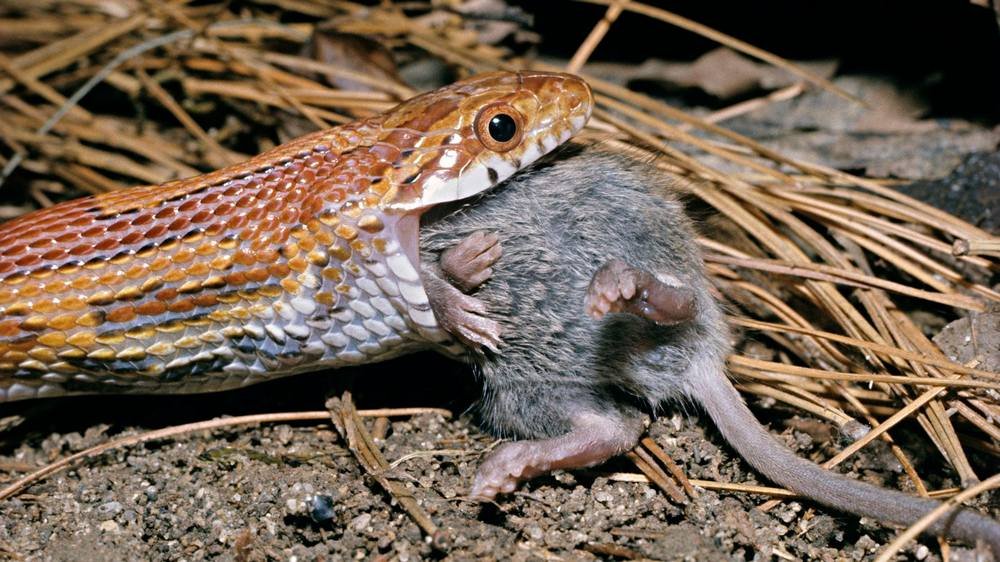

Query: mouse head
left=372, top=70, right=593, bottom=212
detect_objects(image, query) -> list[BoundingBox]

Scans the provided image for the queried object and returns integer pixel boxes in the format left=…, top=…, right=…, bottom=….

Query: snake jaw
left=396, top=212, right=422, bottom=282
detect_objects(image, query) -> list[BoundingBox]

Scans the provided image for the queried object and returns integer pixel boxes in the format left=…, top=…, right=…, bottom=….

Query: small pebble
left=309, top=495, right=336, bottom=523
left=778, top=508, right=797, bottom=523
left=350, top=513, right=371, bottom=531
left=97, top=501, right=123, bottom=519
left=839, top=420, right=871, bottom=444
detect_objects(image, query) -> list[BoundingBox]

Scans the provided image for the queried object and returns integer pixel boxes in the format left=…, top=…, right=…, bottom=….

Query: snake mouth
left=396, top=212, right=424, bottom=281
left=399, top=196, right=467, bottom=289
left=418, top=142, right=582, bottom=227
left=391, top=180, right=487, bottom=297
left=395, top=71, right=594, bottom=279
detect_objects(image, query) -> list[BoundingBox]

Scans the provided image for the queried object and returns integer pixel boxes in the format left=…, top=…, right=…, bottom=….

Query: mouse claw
left=424, top=264, right=503, bottom=353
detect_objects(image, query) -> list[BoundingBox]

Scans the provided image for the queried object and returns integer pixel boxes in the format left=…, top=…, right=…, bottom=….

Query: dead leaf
left=625, top=48, right=837, bottom=100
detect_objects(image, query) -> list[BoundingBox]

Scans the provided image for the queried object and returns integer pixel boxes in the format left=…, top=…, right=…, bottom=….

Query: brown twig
left=625, top=450, right=685, bottom=503
left=953, top=238, right=1000, bottom=258
left=640, top=437, right=696, bottom=497
left=695, top=82, right=806, bottom=126
left=730, top=317, right=998, bottom=380
left=0, top=28, right=196, bottom=188
left=607, top=472, right=797, bottom=499
left=566, top=0, right=626, bottom=74
left=730, top=355, right=1000, bottom=390
left=874, top=473, right=1000, bottom=562
left=326, top=393, right=442, bottom=545
left=135, top=69, right=239, bottom=167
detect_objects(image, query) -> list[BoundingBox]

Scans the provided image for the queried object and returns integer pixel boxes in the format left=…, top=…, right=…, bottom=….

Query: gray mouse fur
left=420, top=144, right=1000, bottom=553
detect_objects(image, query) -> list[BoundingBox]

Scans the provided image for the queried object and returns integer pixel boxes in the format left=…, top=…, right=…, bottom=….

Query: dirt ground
left=0, top=348, right=997, bottom=562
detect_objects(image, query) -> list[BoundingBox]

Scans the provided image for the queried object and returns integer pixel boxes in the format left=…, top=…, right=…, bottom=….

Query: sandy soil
left=1, top=353, right=996, bottom=561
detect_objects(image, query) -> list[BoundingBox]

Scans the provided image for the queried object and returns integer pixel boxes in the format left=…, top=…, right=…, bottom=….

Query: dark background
left=510, top=0, right=1000, bottom=122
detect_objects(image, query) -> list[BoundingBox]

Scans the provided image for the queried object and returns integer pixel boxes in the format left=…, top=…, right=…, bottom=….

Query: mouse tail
left=687, top=358, right=1000, bottom=553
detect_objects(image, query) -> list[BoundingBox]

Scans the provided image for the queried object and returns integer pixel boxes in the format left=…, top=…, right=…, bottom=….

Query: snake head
left=375, top=70, right=593, bottom=212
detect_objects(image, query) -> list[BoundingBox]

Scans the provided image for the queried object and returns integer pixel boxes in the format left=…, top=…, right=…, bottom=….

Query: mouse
left=419, top=143, right=1000, bottom=553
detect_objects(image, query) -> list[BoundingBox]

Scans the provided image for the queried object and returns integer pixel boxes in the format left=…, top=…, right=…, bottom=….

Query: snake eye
left=488, top=114, right=516, bottom=142
left=475, top=103, right=524, bottom=152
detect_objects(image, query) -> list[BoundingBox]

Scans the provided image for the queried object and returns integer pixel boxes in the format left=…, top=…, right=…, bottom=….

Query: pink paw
left=584, top=259, right=696, bottom=326
left=441, top=291, right=503, bottom=354
left=585, top=259, right=637, bottom=319
left=469, top=442, right=546, bottom=500
left=440, top=230, right=502, bottom=293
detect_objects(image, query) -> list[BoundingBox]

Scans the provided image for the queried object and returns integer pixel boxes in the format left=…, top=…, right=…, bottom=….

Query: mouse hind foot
left=470, top=411, right=644, bottom=499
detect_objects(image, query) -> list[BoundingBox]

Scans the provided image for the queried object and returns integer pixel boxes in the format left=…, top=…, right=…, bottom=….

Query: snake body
left=0, top=71, right=592, bottom=401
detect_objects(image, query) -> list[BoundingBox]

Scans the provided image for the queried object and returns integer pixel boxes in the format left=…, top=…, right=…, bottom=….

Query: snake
left=0, top=70, right=593, bottom=402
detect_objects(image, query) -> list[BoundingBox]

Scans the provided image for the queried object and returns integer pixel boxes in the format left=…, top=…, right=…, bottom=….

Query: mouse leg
left=471, top=411, right=644, bottom=499
left=439, top=230, right=502, bottom=293
left=422, top=231, right=503, bottom=352
left=585, top=259, right=696, bottom=326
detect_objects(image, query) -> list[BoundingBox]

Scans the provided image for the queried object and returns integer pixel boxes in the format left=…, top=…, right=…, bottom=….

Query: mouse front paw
left=585, top=259, right=696, bottom=326
left=585, top=259, right=637, bottom=318
left=439, top=230, right=502, bottom=293
left=424, top=266, right=503, bottom=353
left=437, top=291, right=503, bottom=353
